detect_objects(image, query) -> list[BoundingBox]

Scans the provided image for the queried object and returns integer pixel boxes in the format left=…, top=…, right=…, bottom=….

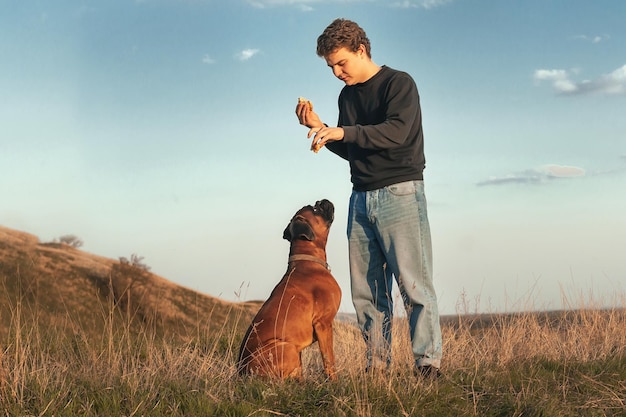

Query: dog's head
left=282, top=199, right=334, bottom=243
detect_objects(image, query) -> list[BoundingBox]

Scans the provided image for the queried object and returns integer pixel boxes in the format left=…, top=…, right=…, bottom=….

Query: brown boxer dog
left=237, top=199, right=341, bottom=380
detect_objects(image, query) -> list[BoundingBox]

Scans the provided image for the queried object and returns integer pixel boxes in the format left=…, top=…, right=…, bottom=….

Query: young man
left=295, top=18, right=442, bottom=377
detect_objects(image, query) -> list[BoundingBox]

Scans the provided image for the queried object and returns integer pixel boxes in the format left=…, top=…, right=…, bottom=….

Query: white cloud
left=534, top=65, right=626, bottom=96
left=202, top=54, right=215, bottom=65
left=247, top=0, right=451, bottom=9
left=477, top=164, right=586, bottom=187
left=572, top=34, right=610, bottom=44
left=247, top=0, right=320, bottom=8
left=534, top=69, right=578, bottom=94
left=391, top=0, right=453, bottom=9
left=539, top=164, right=586, bottom=178
left=235, top=48, right=261, bottom=61
left=594, top=65, right=626, bottom=94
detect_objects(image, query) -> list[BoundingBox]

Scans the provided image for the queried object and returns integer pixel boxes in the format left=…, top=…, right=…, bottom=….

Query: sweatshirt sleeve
left=342, top=72, right=420, bottom=150
left=326, top=141, right=349, bottom=160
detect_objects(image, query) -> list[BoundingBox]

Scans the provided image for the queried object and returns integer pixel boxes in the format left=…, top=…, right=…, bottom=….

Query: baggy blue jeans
left=347, top=180, right=442, bottom=369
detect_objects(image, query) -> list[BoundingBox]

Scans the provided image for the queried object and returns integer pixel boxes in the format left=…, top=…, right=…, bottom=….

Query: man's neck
left=360, top=62, right=382, bottom=84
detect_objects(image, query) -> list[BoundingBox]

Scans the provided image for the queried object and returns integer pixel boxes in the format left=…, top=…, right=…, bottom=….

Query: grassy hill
left=0, top=225, right=259, bottom=343
left=1, top=225, right=625, bottom=416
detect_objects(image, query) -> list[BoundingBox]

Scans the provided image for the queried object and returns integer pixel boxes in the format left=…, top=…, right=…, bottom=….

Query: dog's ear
left=283, top=221, right=315, bottom=242
left=283, top=224, right=292, bottom=241
left=315, top=199, right=335, bottom=224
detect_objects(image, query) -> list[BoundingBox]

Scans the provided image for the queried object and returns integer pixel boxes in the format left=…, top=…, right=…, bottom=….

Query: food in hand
left=311, top=141, right=323, bottom=153
left=298, top=97, right=313, bottom=111
left=311, top=133, right=324, bottom=153
left=298, top=97, right=322, bottom=153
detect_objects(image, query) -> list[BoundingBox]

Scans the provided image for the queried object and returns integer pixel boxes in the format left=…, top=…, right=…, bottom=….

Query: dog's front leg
left=313, top=321, right=337, bottom=380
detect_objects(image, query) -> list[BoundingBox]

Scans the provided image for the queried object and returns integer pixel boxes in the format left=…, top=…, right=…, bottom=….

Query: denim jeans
left=347, top=180, right=442, bottom=369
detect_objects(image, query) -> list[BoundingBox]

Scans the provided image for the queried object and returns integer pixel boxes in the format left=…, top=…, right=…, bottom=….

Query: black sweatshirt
left=326, top=65, right=426, bottom=192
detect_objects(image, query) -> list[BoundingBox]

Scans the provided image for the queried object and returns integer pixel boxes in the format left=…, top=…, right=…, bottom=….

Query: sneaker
left=415, top=365, right=442, bottom=379
left=364, top=365, right=388, bottom=375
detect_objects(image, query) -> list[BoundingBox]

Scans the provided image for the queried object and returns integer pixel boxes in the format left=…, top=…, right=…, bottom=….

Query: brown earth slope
left=0, top=225, right=260, bottom=342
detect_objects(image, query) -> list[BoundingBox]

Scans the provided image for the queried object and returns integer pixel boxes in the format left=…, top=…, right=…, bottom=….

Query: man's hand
left=295, top=98, right=323, bottom=129
left=296, top=97, right=343, bottom=152
left=308, top=126, right=344, bottom=152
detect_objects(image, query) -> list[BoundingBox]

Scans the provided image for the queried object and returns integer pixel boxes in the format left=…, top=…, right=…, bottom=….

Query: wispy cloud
left=247, top=0, right=451, bottom=9
left=235, top=48, right=261, bottom=61
left=391, top=0, right=453, bottom=9
left=534, top=64, right=626, bottom=96
left=572, top=34, right=610, bottom=44
left=247, top=0, right=319, bottom=8
left=202, top=54, right=215, bottom=65
left=477, top=164, right=586, bottom=187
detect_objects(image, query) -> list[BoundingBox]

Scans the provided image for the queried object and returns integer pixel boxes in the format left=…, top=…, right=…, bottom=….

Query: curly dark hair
left=316, top=18, right=371, bottom=58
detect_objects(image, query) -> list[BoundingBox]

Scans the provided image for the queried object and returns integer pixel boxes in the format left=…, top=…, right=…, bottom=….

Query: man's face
left=324, top=45, right=368, bottom=86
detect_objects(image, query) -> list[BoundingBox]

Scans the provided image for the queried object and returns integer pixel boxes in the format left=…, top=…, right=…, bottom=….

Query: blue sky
left=2, top=0, right=625, bottom=315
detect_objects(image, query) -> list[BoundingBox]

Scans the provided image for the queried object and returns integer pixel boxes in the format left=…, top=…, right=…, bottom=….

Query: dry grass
left=2, top=287, right=625, bottom=416
left=1, top=225, right=625, bottom=416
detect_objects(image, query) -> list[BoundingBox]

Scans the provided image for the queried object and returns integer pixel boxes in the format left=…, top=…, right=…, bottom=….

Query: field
left=1, top=226, right=625, bottom=416
left=2, top=294, right=625, bottom=416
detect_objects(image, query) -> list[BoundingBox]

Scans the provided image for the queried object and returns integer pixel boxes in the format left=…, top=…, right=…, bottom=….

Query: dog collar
left=288, top=255, right=331, bottom=271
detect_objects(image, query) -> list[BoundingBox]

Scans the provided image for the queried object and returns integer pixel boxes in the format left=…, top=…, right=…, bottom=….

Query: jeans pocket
left=387, top=180, right=416, bottom=196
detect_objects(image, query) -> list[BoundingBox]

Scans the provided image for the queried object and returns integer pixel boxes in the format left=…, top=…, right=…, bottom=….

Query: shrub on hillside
left=109, top=254, right=157, bottom=325
left=55, top=234, right=84, bottom=248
